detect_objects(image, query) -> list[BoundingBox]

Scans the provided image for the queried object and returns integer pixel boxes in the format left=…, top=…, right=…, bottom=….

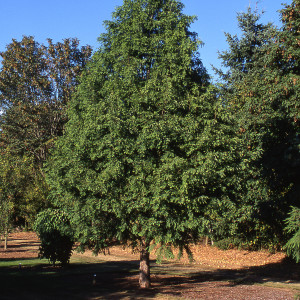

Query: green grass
left=0, top=257, right=48, bottom=268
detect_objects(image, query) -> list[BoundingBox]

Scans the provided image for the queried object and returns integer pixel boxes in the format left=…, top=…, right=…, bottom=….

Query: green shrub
left=34, top=209, right=74, bottom=265
left=284, top=206, right=300, bottom=263
left=214, top=237, right=243, bottom=250
left=214, top=234, right=281, bottom=252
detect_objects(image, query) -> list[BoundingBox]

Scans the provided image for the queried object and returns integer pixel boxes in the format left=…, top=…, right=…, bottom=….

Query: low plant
left=34, top=209, right=74, bottom=265
left=284, top=206, right=300, bottom=263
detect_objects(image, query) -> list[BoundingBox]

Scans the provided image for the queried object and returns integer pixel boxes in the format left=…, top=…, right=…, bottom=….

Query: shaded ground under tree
left=0, top=232, right=299, bottom=299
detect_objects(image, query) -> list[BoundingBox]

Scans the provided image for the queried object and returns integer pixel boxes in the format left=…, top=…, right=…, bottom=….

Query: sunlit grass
left=0, top=258, right=48, bottom=268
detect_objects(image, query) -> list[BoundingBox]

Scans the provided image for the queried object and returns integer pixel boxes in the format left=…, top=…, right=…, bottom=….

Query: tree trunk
left=205, top=236, right=209, bottom=246
left=139, top=243, right=151, bottom=288
left=4, top=228, right=8, bottom=250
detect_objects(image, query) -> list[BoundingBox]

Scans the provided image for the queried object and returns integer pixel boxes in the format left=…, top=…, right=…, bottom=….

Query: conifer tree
left=276, top=0, right=300, bottom=262
left=47, top=0, right=240, bottom=287
left=215, top=5, right=299, bottom=250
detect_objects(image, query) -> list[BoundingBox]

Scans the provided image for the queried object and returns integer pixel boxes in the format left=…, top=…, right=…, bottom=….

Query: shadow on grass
left=0, top=256, right=299, bottom=300
left=0, top=259, right=141, bottom=300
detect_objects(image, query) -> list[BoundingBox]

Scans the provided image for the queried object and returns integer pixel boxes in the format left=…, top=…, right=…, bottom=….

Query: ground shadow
left=0, top=256, right=298, bottom=300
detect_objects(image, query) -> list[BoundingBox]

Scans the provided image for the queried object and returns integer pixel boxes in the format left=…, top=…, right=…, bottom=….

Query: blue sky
left=0, top=0, right=291, bottom=78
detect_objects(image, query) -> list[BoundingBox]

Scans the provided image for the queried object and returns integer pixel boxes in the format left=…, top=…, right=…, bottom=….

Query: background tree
left=0, top=200, right=13, bottom=250
left=0, top=36, right=92, bottom=165
left=0, top=155, right=13, bottom=250
left=214, top=5, right=299, bottom=251
left=276, top=0, right=299, bottom=120
left=0, top=148, right=49, bottom=228
left=0, top=36, right=92, bottom=228
left=275, top=0, right=300, bottom=261
left=46, top=0, right=244, bottom=288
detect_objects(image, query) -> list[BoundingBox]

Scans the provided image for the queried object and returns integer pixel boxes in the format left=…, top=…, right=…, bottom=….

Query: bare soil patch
left=0, top=231, right=40, bottom=260
left=0, top=232, right=299, bottom=300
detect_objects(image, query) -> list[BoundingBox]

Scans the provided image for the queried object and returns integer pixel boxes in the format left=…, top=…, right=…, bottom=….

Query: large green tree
left=46, top=0, right=241, bottom=287
left=0, top=36, right=92, bottom=227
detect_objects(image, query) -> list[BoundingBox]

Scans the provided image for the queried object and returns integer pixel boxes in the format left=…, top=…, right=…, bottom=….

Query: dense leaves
left=284, top=206, right=300, bottom=263
left=0, top=36, right=92, bottom=164
left=1, top=0, right=299, bottom=272
left=34, top=209, right=74, bottom=265
left=278, top=0, right=300, bottom=262
left=0, top=36, right=92, bottom=227
left=0, top=148, right=48, bottom=227
left=214, top=3, right=299, bottom=251
left=45, top=0, right=250, bottom=286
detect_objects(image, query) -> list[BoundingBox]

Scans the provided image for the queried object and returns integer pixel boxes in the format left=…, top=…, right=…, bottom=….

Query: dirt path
left=0, top=232, right=299, bottom=299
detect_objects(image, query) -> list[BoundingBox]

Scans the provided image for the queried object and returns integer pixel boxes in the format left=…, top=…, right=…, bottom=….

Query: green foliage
left=34, top=209, right=74, bottom=265
left=0, top=36, right=92, bottom=227
left=0, top=36, right=92, bottom=165
left=214, top=225, right=282, bottom=252
left=284, top=206, right=300, bottom=263
left=46, top=0, right=243, bottom=264
left=214, top=237, right=244, bottom=250
left=214, top=5, right=299, bottom=249
left=278, top=0, right=299, bottom=120
left=0, top=200, right=13, bottom=240
left=0, top=152, right=13, bottom=236
left=0, top=149, right=49, bottom=227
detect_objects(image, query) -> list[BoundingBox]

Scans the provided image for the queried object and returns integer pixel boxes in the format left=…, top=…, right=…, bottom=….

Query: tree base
left=139, top=246, right=151, bottom=288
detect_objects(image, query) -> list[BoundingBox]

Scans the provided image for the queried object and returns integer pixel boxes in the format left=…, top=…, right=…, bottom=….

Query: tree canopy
left=0, top=36, right=92, bottom=227
left=45, top=0, right=248, bottom=287
left=214, top=3, right=299, bottom=250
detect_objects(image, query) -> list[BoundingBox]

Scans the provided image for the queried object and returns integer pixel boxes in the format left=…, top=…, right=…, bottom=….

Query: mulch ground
left=0, top=232, right=299, bottom=300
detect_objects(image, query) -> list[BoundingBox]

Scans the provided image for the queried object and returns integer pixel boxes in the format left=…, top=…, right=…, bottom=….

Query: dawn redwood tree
left=46, top=0, right=241, bottom=288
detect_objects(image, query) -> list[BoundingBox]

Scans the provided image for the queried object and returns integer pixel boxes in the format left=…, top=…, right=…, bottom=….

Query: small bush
left=214, top=237, right=243, bottom=250
left=34, top=209, right=74, bottom=266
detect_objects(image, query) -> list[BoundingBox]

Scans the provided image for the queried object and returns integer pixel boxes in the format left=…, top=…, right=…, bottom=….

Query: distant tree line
left=0, top=0, right=298, bottom=288
left=0, top=37, right=91, bottom=237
